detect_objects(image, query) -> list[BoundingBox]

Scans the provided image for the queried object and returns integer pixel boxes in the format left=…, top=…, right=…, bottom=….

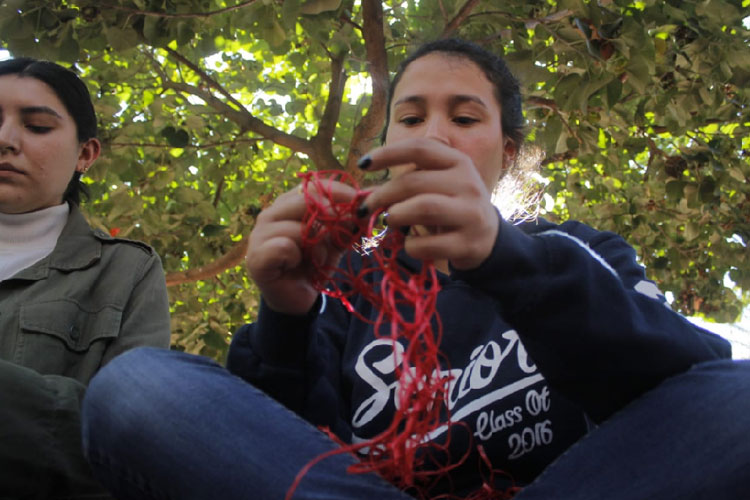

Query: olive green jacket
left=0, top=205, right=171, bottom=499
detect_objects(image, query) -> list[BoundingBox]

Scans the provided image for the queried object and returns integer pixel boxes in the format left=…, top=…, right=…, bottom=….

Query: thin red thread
left=285, top=171, right=518, bottom=500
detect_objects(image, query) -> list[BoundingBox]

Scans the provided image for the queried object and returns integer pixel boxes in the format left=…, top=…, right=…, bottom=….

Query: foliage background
left=1, top=0, right=748, bottom=360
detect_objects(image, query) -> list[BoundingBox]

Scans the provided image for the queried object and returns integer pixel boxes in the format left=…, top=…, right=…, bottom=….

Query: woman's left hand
left=358, top=138, right=500, bottom=271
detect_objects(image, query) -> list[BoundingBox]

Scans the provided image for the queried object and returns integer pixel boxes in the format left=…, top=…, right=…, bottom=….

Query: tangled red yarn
left=286, top=171, right=518, bottom=500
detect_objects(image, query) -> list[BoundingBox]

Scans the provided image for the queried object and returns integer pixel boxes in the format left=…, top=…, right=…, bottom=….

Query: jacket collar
left=11, top=205, right=102, bottom=280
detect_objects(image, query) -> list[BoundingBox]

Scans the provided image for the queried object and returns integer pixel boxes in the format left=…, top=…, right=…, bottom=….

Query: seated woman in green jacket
left=0, top=57, right=171, bottom=498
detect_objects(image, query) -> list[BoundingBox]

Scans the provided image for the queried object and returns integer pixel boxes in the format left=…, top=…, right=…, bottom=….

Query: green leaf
left=105, top=27, right=139, bottom=51
left=666, top=180, right=684, bottom=201
left=184, top=115, right=205, bottom=131
left=728, top=168, right=746, bottom=182
left=4, top=0, right=26, bottom=10
left=626, top=58, right=651, bottom=94
left=684, top=221, right=701, bottom=241
left=202, top=224, right=229, bottom=237
left=281, top=0, right=302, bottom=28
left=57, top=35, right=80, bottom=63
left=300, top=0, right=342, bottom=15
left=699, top=177, right=717, bottom=203
left=143, top=16, right=169, bottom=47
left=262, top=18, right=287, bottom=47
left=161, top=126, right=190, bottom=148
left=553, top=74, right=583, bottom=111
left=605, top=78, right=622, bottom=109
left=176, top=21, right=195, bottom=46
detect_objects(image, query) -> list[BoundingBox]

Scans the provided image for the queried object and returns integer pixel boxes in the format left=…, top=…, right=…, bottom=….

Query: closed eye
left=26, top=125, right=53, bottom=134
left=398, top=116, right=423, bottom=126
left=453, top=116, right=479, bottom=125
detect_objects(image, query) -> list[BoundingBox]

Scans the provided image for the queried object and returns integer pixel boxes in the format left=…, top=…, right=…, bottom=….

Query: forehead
left=0, top=74, right=68, bottom=114
left=392, top=53, right=498, bottom=107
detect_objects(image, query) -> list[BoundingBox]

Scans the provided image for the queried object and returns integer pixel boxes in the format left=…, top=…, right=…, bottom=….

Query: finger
left=361, top=169, right=459, bottom=218
left=302, top=178, right=361, bottom=207
left=259, top=188, right=308, bottom=224
left=357, top=138, right=466, bottom=173
left=264, top=181, right=361, bottom=223
left=402, top=230, right=467, bottom=261
left=383, top=193, right=473, bottom=229
left=247, top=236, right=304, bottom=283
left=249, top=220, right=303, bottom=249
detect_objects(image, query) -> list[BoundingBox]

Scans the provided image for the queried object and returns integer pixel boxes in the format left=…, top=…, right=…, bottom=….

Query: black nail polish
left=357, top=155, right=372, bottom=170
left=356, top=204, right=369, bottom=218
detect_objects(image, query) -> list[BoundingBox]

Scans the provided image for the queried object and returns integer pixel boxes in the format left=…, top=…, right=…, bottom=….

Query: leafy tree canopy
left=1, top=0, right=748, bottom=359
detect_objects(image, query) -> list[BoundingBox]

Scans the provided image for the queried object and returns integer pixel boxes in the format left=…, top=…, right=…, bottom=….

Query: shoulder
left=69, top=205, right=157, bottom=257
left=517, top=217, right=639, bottom=270
left=92, top=231, right=165, bottom=282
left=50, top=207, right=161, bottom=274
left=518, top=217, right=631, bottom=248
left=518, top=217, right=601, bottom=240
left=90, top=227, right=158, bottom=257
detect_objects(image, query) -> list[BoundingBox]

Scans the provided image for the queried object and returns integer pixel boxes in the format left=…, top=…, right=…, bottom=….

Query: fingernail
left=356, top=203, right=369, bottom=218
left=357, top=155, right=372, bottom=170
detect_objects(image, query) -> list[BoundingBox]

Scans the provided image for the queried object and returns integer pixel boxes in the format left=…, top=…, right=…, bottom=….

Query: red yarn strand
left=285, top=171, right=517, bottom=500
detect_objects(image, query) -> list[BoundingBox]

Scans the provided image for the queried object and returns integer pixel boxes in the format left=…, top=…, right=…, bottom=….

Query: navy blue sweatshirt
left=227, top=216, right=731, bottom=495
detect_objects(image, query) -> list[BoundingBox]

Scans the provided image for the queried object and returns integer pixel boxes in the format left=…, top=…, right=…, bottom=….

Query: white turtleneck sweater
left=0, top=203, right=69, bottom=281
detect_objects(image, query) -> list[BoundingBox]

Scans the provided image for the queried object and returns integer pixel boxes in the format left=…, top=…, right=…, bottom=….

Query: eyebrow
left=393, top=94, right=489, bottom=109
left=20, top=106, right=63, bottom=119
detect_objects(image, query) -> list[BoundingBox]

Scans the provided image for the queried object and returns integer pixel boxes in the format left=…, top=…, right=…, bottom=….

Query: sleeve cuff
left=251, top=295, right=322, bottom=367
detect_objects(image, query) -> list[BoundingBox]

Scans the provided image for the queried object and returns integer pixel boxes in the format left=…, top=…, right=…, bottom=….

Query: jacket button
left=69, top=325, right=80, bottom=341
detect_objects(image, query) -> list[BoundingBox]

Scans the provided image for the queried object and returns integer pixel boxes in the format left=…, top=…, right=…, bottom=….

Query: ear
left=76, top=138, right=101, bottom=173
left=502, top=139, right=517, bottom=166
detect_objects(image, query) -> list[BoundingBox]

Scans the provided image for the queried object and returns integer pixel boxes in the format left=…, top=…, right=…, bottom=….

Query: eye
left=453, top=116, right=479, bottom=125
left=398, top=116, right=422, bottom=126
left=26, top=125, right=52, bottom=134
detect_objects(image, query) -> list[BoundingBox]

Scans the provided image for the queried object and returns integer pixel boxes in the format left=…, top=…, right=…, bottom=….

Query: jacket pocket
left=18, top=299, right=122, bottom=382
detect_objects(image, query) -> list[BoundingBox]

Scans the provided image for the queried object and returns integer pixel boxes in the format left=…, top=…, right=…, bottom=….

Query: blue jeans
left=81, top=348, right=750, bottom=500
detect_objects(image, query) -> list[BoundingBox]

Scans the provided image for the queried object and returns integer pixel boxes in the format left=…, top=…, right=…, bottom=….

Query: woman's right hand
left=245, top=181, right=359, bottom=315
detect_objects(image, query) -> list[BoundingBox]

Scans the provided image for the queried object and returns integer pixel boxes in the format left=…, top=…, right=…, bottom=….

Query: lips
left=0, top=162, right=23, bottom=174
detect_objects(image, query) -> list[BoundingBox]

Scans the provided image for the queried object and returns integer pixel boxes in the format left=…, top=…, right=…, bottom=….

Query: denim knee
left=82, top=347, right=203, bottom=458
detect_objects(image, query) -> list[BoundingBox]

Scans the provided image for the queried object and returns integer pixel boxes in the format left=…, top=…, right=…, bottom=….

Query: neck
left=0, top=203, right=69, bottom=244
left=0, top=203, right=69, bottom=281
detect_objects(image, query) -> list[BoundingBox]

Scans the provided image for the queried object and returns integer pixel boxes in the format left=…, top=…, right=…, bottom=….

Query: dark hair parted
left=0, top=57, right=97, bottom=206
left=382, top=38, right=525, bottom=147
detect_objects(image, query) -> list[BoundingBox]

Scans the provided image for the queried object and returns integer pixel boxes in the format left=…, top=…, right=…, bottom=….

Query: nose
left=422, top=117, right=451, bottom=145
left=0, top=120, right=20, bottom=154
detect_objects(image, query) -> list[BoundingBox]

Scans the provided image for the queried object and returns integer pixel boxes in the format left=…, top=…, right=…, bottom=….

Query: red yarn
left=286, top=171, right=517, bottom=500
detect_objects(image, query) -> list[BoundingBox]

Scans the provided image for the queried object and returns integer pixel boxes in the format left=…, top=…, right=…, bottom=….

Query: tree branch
left=165, top=47, right=247, bottom=112
left=108, top=138, right=264, bottom=150
left=524, top=9, right=573, bottom=29
left=162, top=78, right=313, bottom=153
left=541, top=150, right=577, bottom=165
left=98, top=0, right=259, bottom=19
left=160, top=48, right=347, bottom=169
left=165, top=238, right=248, bottom=287
left=345, top=0, right=389, bottom=172
left=526, top=96, right=557, bottom=110
left=310, top=51, right=347, bottom=169
left=442, top=0, right=481, bottom=36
